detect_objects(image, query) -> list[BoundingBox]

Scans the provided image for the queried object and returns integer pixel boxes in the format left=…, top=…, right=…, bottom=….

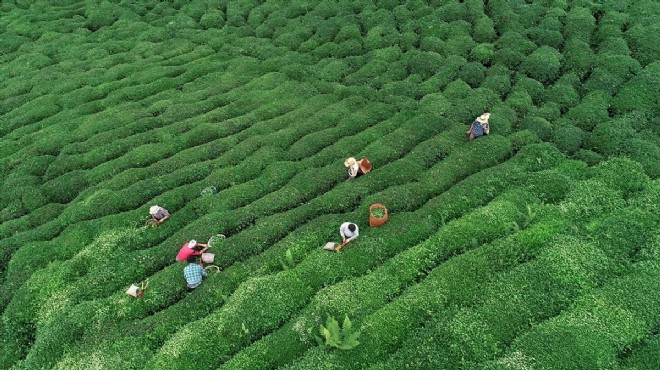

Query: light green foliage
left=319, top=315, right=361, bottom=350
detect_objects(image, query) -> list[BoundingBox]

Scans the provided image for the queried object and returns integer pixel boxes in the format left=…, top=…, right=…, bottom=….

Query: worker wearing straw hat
left=467, top=112, right=491, bottom=141
left=344, top=157, right=372, bottom=180
left=149, top=205, right=170, bottom=225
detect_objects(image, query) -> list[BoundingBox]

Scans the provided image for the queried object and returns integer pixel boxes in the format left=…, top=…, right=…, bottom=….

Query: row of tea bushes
left=486, top=260, right=660, bottom=370
left=375, top=234, right=631, bottom=369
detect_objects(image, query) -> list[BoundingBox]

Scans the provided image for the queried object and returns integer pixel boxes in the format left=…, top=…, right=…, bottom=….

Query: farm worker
left=149, top=205, right=170, bottom=224
left=467, top=112, right=490, bottom=141
left=176, top=239, right=208, bottom=262
left=337, top=222, right=359, bottom=251
left=183, top=256, right=207, bottom=290
left=344, top=157, right=372, bottom=180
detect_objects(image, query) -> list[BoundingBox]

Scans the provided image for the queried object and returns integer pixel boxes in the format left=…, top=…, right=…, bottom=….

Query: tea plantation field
left=1, top=0, right=659, bottom=369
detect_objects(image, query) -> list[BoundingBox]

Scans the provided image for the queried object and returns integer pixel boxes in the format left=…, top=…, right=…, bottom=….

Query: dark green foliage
left=563, top=38, right=595, bottom=78
left=625, top=19, right=660, bottom=66
left=473, top=16, right=496, bottom=43
left=613, top=62, right=660, bottom=116
left=553, top=124, right=585, bottom=154
left=508, top=130, right=540, bottom=151
left=566, top=91, right=611, bottom=131
left=400, top=50, right=444, bottom=80
left=458, top=62, right=486, bottom=88
left=564, top=6, right=595, bottom=43
left=522, top=116, right=553, bottom=142
left=573, top=149, right=605, bottom=167
left=470, top=43, right=495, bottom=65
left=586, top=116, right=637, bottom=156
left=445, top=34, right=477, bottom=59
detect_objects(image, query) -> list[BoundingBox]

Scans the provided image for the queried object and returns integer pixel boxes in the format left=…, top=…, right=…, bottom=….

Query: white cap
left=187, top=240, right=197, bottom=249
left=149, top=205, right=160, bottom=215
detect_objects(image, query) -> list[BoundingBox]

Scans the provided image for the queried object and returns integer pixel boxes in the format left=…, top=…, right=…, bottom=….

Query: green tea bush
left=458, top=62, right=486, bottom=88
left=470, top=43, right=494, bottom=65
left=508, top=130, right=541, bottom=151
left=563, top=38, right=595, bottom=78
left=564, top=6, right=595, bottom=43
left=536, top=102, right=561, bottom=122
left=226, top=191, right=545, bottom=370
left=505, top=90, right=534, bottom=117
left=624, top=138, right=660, bottom=179
left=199, top=10, right=225, bottom=29
left=613, top=62, right=660, bottom=116
left=522, top=116, right=553, bottom=142
left=520, top=46, right=562, bottom=84
left=514, top=75, right=545, bottom=105
left=591, top=157, right=649, bottom=197
left=598, top=36, right=631, bottom=56
left=586, top=116, right=637, bottom=156
left=510, top=143, right=566, bottom=173
left=545, top=82, right=580, bottom=113
left=473, top=16, right=496, bottom=42
left=527, top=27, right=563, bottom=49
left=573, top=149, right=604, bottom=167
left=400, top=50, right=444, bottom=80
left=561, top=179, right=625, bottom=221
left=84, top=1, right=120, bottom=31
left=553, top=124, right=585, bottom=154
left=566, top=91, right=611, bottom=131
left=584, top=54, right=642, bottom=95
left=419, top=55, right=466, bottom=93
left=592, top=207, right=658, bottom=262
left=625, top=19, right=660, bottom=66
left=622, top=336, right=660, bottom=370
left=41, top=170, right=89, bottom=204
left=386, top=237, right=618, bottom=369
left=444, top=34, right=476, bottom=59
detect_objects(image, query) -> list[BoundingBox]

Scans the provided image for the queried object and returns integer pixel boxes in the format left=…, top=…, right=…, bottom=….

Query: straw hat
left=344, top=157, right=357, bottom=167
left=149, top=205, right=160, bottom=215
left=476, top=113, right=490, bottom=124
left=187, top=240, right=197, bottom=249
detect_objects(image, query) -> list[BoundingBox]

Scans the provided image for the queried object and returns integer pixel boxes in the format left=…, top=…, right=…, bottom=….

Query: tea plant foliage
left=0, top=0, right=658, bottom=369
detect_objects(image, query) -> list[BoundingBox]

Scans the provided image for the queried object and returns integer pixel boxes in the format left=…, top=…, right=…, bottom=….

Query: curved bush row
left=376, top=235, right=629, bottom=369
left=486, top=260, right=660, bottom=370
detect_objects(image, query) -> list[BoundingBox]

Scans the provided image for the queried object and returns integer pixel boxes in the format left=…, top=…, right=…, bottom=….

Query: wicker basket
left=369, top=203, right=389, bottom=227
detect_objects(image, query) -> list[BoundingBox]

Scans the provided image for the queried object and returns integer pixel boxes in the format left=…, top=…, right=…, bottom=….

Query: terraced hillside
left=1, top=0, right=659, bottom=369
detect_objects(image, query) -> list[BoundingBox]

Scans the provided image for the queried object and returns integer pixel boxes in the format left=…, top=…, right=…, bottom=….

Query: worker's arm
left=484, top=123, right=490, bottom=135
left=156, top=215, right=169, bottom=224
left=466, top=123, right=473, bottom=134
